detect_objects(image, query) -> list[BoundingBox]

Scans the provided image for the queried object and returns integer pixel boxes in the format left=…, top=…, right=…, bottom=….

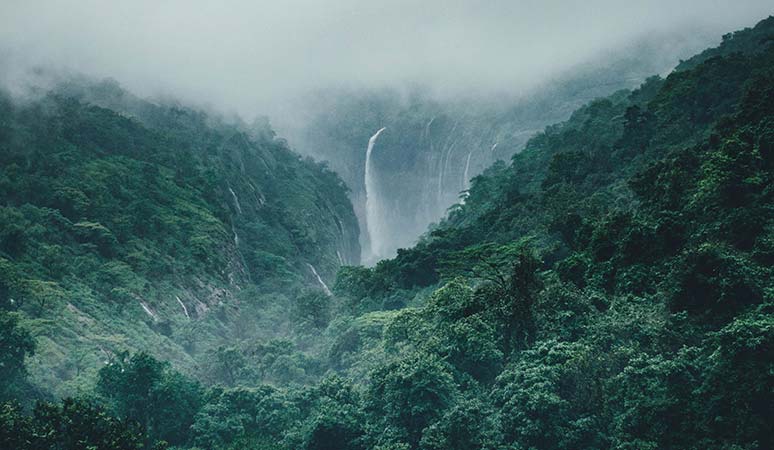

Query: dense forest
left=2, top=15, right=773, bottom=450
left=0, top=78, right=360, bottom=399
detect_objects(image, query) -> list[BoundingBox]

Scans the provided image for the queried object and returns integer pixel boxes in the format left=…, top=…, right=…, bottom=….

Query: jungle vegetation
left=1, top=15, right=773, bottom=450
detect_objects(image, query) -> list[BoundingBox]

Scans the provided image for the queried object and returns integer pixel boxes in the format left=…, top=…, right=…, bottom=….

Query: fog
left=1, top=0, right=771, bottom=119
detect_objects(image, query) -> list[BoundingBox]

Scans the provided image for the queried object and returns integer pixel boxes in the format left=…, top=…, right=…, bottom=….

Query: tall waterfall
left=463, top=151, right=473, bottom=192
left=364, top=127, right=387, bottom=260
left=460, top=151, right=473, bottom=204
left=443, top=139, right=458, bottom=187
left=436, top=122, right=459, bottom=205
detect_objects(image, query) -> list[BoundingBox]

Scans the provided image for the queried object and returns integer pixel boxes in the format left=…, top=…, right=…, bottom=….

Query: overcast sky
left=0, top=1, right=771, bottom=117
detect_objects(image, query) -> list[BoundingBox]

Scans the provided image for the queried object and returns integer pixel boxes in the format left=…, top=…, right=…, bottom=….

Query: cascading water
left=463, top=151, right=473, bottom=192
left=423, top=116, right=436, bottom=140
left=231, top=226, right=240, bottom=247
left=337, top=250, right=345, bottom=265
left=228, top=186, right=243, bottom=214
left=437, top=122, right=459, bottom=205
left=176, top=296, right=191, bottom=319
left=139, top=301, right=158, bottom=321
left=225, top=184, right=250, bottom=277
left=421, top=119, right=438, bottom=229
left=248, top=181, right=266, bottom=206
left=364, top=127, right=387, bottom=260
left=307, top=263, right=333, bottom=296
left=460, top=151, right=473, bottom=205
left=442, top=139, right=459, bottom=187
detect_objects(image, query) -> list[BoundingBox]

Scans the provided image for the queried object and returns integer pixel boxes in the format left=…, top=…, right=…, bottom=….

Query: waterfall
left=422, top=120, right=437, bottom=224
left=227, top=183, right=249, bottom=281
left=443, top=139, right=458, bottom=186
left=436, top=149, right=445, bottom=205
left=437, top=122, right=459, bottom=205
left=231, top=222, right=250, bottom=281
left=460, top=151, right=473, bottom=205
left=248, top=181, right=266, bottom=206
left=176, top=296, right=191, bottom=319
left=437, top=139, right=459, bottom=208
left=231, top=224, right=240, bottom=247
left=463, top=151, right=473, bottom=191
left=228, top=186, right=243, bottom=214
left=307, top=263, right=333, bottom=296
left=337, top=250, right=345, bottom=265
left=139, top=301, right=158, bottom=321
left=365, top=127, right=387, bottom=259
left=423, top=116, right=436, bottom=139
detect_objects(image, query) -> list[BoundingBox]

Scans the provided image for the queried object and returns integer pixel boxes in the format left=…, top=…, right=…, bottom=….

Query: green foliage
left=0, top=311, right=35, bottom=401
left=2, top=16, right=774, bottom=450
left=0, top=74, right=360, bottom=401
left=491, top=340, right=608, bottom=450
left=418, top=398, right=495, bottom=450
left=301, top=402, right=365, bottom=450
left=365, top=352, right=457, bottom=448
left=98, top=352, right=202, bottom=446
left=192, top=385, right=297, bottom=449
left=292, top=290, right=332, bottom=329
left=0, top=399, right=147, bottom=450
left=202, top=345, right=254, bottom=387
left=314, top=16, right=774, bottom=450
left=670, top=243, right=763, bottom=317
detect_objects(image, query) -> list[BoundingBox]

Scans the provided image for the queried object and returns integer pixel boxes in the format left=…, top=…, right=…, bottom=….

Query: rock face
left=278, top=30, right=719, bottom=262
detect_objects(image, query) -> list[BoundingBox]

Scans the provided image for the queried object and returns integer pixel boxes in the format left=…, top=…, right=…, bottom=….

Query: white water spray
left=232, top=228, right=239, bottom=247
left=176, top=296, right=191, bottom=319
left=365, top=127, right=387, bottom=259
left=230, top=223, right=250, bottom=280
left=463, top=151, right=473, bottom=191
left=228, top=186, right=243, bottom=215
left=436, top=153, right=444, bottom=204
left=437, top=122, right=459, bottom=204
left=139, top=301, right=158, bottom=321
left=423, top=116, right=436, bottom=139
left=460, top=151, right=473, bottom=205
left=248, top=182, right=266, bottom=206
left=443, top=139, right=459, bottom=185
left=307, top=263, right=333, bottom=296
left=337, top=250, right=345, bottom=265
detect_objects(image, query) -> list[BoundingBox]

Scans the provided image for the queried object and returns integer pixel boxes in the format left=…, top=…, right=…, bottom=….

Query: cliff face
left=0, top=78, right=360, bottom=394
left=278, top=30, right=719, bottom=262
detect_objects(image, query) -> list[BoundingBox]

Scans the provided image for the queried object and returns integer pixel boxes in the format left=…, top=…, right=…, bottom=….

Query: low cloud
left=0, top=0, right=771, bottom=118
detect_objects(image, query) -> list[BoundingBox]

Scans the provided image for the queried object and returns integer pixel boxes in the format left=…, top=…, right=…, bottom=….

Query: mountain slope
left=279, top=28, right=722, bottom=262
left=323, top=16, right=774, bottom=450
left=363, top=16, right=774, bottom=295
left=1, top=15, right=773, bottom=450
left=0, top=79, right=360, bottom=396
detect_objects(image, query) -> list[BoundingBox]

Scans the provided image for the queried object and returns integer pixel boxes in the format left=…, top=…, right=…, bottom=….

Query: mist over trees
left=1, top=4, right=773, bottom=450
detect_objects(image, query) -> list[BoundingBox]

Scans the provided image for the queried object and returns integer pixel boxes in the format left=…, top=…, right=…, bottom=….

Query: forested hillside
left=2, top=15, right=773, bottom=450
left=0, top=79, right=360, bottom=398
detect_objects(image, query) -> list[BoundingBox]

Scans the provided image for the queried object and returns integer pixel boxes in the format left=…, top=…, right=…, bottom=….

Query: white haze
left=0, top=0, right=772, bottom=119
